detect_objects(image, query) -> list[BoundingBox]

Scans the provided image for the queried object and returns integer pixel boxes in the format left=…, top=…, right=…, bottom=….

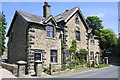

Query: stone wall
left=90, top=38, right=100, bottom=53
left=1, top=62, right=18, bottom=76
left=65, top=12, right=88, bottom=50
left=27, top=24, right=61, bottom=74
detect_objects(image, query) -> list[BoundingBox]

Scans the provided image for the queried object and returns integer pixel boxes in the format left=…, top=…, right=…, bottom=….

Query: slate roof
left=54, top=7, right=78, bottom=22
left=16, top=10, right=44, bottom=24
left=7, top=6, right=89, bottom=36
left=16, top=7, right=78, bottom=23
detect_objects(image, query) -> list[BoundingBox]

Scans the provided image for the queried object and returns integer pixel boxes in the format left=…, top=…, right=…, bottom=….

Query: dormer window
left=75, top=14, right=79, bottom=24
left=46, top=26, right=54, bottom=38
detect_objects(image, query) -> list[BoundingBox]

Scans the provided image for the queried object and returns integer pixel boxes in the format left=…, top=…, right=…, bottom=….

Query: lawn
left=95, top=64, right=109, bottom=68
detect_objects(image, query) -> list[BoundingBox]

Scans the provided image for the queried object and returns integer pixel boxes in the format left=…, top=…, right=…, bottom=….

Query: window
left=46, top=26, right=53, bottom=38
left=76, top=31, right=80, bottom=41
left=75, top=26, right=80, bottom=41
left=51, top=50, right=57, bottom=62
left=75, top=15, right=79, bottom=24
left=34, top=51, right=42, bottom=61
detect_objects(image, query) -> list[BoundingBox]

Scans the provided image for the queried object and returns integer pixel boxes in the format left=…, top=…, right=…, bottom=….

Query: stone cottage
left=7, top=2, right=100, bottom=74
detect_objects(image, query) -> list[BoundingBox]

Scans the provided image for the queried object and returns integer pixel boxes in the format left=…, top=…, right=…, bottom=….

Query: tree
left=100, top=29, right=118, bottom=50
left=0, top=12, right=7, bottom=55
left=116, top=33, right=120, bottom=48
left=86, top=16, right=104, bottom=36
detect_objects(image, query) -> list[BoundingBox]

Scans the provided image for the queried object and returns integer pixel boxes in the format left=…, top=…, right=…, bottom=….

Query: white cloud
left=89, top=13, right=105, bottom=18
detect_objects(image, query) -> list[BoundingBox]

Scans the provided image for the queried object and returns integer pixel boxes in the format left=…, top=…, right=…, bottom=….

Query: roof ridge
left=54, top=6, right=78, bottom=17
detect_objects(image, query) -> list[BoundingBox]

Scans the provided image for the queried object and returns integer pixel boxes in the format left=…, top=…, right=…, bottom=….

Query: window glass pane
left=51, top=51, right=56, bottom=56
left=51, top=50, right=57, bottom=62
left=49, top=32, right=53, bottom=38
left=46, top=26, right=53, bottom=31
left=47, top=32, right=50, bottom=37
left=46, top=26, right=53, bottom=38
left=76, top=31, right=80, bottom=41
left=46, top=26, right=50, bottom=31
left=53, top=57, right=56, bottom=62
left=51, top=57, right=53, bottom=62
left=49, top=26, right=53, bottom=31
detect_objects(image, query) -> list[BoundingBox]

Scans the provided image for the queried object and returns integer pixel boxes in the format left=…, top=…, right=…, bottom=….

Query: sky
left=2, top=2, right=118, bottom=46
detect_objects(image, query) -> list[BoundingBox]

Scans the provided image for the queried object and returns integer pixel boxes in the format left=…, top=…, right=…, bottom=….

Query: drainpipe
left=88, top=35, right=91, bottom=68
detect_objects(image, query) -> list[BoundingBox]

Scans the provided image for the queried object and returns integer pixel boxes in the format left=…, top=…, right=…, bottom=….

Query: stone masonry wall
left=27, top=24, right=61, bottom=73
left=65, top=12, right=88, bottom=50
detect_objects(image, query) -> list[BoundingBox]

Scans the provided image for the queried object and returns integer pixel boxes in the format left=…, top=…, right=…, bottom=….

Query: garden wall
left=1, top=62, right=18, bottom=76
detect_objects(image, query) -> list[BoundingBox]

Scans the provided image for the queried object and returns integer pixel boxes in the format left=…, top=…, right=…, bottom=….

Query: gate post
left=49, top=64, right=53, bottom=75
left=104, top=57, right=108, bottom=64
left=16, top=61, right=27, bottom=78
left=34, top=61, right=43, bottom=76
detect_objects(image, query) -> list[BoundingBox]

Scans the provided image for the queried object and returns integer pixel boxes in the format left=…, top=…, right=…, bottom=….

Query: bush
left=44, top=67, right=50, bottom=72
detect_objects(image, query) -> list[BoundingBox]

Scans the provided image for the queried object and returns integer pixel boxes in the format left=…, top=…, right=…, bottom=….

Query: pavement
left=0, top=66, right=17, bottom=79
left=0, top=64, right=119, bottom=79
left=52, top=65, right=119, bottom=78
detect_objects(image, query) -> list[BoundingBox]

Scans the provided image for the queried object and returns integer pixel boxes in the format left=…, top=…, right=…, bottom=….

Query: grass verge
left=94, top=64, right=109, bottom=68
left=52, top=64, right=110, bottom=76
left=52, top=68, right=93, bottom=76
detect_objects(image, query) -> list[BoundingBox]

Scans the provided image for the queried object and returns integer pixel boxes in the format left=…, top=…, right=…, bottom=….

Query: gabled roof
left=7, top=6, right=90, bottom=37
left=42, top=15, right=57, bottom=25
left=54, top=7, right=78, bottom=22
left=54, top=7, right=89, bottom=30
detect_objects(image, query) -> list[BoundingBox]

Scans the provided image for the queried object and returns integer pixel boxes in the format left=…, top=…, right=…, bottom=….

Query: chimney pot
left=66, top=10, right=68, bottom=12
left=44, top=2, right=48, bottom=5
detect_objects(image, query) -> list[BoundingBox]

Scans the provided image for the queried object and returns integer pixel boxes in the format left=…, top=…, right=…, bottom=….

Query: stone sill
left=46, top=37, right=56, bottom=40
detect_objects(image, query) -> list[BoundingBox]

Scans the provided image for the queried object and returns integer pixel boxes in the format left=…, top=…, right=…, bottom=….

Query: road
left=52, top=65, right=119, bottom=78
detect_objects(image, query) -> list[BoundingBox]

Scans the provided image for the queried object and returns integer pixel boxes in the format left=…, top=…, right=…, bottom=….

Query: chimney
left=43, top=2, right=51, bottom=18
left=66, top=10, right=68, bottom=12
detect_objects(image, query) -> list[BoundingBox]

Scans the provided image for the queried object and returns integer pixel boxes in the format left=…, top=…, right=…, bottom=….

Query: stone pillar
left=96, top=54, right=99, bottom=65
left=49, top=64, right=53, bottom=75
left=104, top=57, right=108, bottom=64
left=34, top=61, right=43, bottom=76
left=102, top=58, right=105, bottom=64
left=16, top=61, right=27, bottom=78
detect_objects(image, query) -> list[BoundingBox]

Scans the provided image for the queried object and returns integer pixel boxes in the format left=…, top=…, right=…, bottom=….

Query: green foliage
left=0, top=12, right=7, bottom=53
left=61, top=40, right=65, bottom=49
left=95, top=64, right=109, bottom=68
left=78, top=49, right=88, bottom=66
left=79, top=49, right=88, bottom=55
left=77, top=49, right=88, bottom=60
left=69, top=40, right=77, bottom=54
left=100, top=29, right=118, bottom=50
left=43, top=66, right=50, bottom=74
left=86, top=16, right=104, bottom=36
